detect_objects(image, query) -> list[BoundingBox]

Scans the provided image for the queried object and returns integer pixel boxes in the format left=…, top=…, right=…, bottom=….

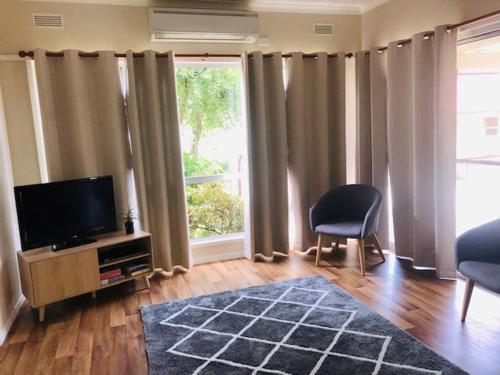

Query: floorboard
left=1, top=243, right=499, bottom=375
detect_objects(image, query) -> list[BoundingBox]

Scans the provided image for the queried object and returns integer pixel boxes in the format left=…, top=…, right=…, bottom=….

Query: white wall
left=0, top=85, right=23, bottom=344
left=0, top=1, right=361, bottom=54
left=0, top=61, right=40, bottom=186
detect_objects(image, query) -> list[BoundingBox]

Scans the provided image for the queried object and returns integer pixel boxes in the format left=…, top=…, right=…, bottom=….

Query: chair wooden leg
left=371, top=233, right=385, bottom=262
left=333, top=237, right=340, bottom=254
left=316, top=234, right=324, bottom=267
left=357, top=239, right=366, bottom=276
left=461, top=278, right=474, bottom=322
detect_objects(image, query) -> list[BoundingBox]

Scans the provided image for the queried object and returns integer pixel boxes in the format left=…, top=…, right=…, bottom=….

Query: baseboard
left=192, top=251, right=244, bottom=265
left=0, top=295, right=25, bottom=345
left=191, top=234, right=245, bottom=265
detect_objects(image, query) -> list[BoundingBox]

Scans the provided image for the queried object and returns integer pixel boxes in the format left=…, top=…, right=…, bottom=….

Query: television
left=14, top=176, right=117, bottom=251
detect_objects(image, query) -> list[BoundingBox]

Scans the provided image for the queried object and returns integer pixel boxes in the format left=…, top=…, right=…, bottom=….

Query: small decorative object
left=122, top=207, right=138, bottom=234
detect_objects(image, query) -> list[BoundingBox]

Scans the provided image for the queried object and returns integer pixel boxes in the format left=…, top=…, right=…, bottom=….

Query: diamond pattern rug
left=140, top=276, right=468, bottom=375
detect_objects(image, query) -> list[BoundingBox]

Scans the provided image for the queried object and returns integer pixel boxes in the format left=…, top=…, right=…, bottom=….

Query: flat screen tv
left=14, top=176, right=117, bottom=251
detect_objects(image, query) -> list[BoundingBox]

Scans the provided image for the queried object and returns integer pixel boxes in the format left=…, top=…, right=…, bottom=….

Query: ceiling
left=21, top=0, right=391, bottom=14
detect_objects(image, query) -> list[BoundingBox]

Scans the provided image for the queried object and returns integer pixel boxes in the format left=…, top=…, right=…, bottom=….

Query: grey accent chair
left=309, top=184, right=385, bottom=275
left=456, top=218, right=500, bottom=321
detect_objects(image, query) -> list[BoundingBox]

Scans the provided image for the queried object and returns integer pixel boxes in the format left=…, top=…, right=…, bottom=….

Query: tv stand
left=51, top=237, right=97, bottom=251
left=17, top=230, right=153, bottom=322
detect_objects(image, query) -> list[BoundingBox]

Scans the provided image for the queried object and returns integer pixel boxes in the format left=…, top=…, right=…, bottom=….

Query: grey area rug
left=141, top=276, right=468, bottom=375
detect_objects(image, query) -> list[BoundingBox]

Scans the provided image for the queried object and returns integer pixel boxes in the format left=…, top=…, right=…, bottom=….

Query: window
left=456, top=36, right=500, bottom=234
left=483, top=116, right=499, bottom=136
left=175, top=61, right=246, bottom=241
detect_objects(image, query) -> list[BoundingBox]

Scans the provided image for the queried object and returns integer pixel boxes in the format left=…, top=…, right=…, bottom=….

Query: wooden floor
left=1, top=243, right=500, bottom=375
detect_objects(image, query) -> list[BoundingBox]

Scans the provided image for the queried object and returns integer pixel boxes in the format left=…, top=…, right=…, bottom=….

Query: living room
left=0, top=1, right=500, bottom=374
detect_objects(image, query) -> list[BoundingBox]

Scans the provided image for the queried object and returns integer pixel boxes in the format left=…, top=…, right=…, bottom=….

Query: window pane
left=456, top=70, right=500, bottom=234
left=176, top=64, right=244, bottom=239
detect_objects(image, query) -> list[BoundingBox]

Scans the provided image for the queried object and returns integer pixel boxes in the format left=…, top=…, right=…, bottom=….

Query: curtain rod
left=17, top=51, right=354, bottom=59
left=364, top=9, right=500, bottom=56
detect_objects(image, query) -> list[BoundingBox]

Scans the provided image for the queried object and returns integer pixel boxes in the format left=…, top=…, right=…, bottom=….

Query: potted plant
left=122, top=207, right=139, bottom=234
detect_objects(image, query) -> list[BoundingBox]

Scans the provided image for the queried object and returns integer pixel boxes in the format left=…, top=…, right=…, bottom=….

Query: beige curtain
left=34, top=49, right=132, bottom=218
left=355, top=49, right=390, bottom=248
left=285, top=52, right=346, bottom=251
left=245, top=52, right=289, bottom=258
left=355, top=52, right=373, bottom=185
left=386, top=26, right=457, bottom=278
left=433, top=26, right=458, bottom=279
left=125, top=51, right=191, bottom=271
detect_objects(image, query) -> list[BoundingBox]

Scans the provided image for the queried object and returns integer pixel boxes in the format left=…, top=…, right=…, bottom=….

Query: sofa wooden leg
left=461, top=278, right=474, bottom=322
left=371, top=233, right=385, bottom=262
left=316, top=234, right=324, bottom=267
left=357, top=239, right=366, bottom=276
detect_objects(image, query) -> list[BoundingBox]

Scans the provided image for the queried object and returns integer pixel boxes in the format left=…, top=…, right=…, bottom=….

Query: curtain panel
left=432, top=26, right=458, bottom=279
left=125, top=51, right=191, bottom=271
left=357, top=26, right=457, bottom=278
left=285, top=52, right=346, bottom=251
left=34, top=49, right=132, bottom=218
left=245, top=51, right=289, bottom=259
left=355, top=49, right=390, bottom=249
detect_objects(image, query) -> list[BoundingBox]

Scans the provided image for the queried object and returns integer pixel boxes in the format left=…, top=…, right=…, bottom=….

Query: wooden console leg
left=39, top=306, right=45, bottom=322
left=144, top=275, right=151, bottom=289
left=91, top=291, right=96, bottom=299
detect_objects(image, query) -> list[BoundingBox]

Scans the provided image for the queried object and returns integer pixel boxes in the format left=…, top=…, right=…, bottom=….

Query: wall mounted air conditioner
left=149, top=8, right=260, bottom=43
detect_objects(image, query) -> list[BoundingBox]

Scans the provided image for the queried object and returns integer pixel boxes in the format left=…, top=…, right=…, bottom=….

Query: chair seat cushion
left=459, top=261, right=500, bottom=293
left=314, top=219, right=364, bottom=238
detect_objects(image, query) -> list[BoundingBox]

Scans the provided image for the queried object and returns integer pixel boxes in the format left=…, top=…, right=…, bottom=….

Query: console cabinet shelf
left=98, top=252, right=150, bottom=268
left=17, top=230, right=153, bottom=322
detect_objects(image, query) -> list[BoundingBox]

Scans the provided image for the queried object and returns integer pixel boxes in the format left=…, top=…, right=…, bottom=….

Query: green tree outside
left=187, top=181, right=244, bottom=238
left=176, top=67, right=241, bottom=156
left=176, top=66, right=244, bottom=239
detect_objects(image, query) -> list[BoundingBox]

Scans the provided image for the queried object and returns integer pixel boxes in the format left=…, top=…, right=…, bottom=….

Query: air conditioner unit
left=149, top=8, right=260, bottom=43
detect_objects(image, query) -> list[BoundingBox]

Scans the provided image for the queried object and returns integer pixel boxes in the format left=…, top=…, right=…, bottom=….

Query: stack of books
left=100, top=268, right=124, bottom=286
left=124, top=262, right=150, bottom=276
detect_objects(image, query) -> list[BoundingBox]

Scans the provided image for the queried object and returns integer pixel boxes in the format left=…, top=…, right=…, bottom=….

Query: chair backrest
left=322, top=184, right=381, bottom=220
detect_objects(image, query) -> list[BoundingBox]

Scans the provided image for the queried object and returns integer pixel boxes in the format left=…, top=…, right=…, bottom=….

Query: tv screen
left=14, top=176, right=117, bottom=251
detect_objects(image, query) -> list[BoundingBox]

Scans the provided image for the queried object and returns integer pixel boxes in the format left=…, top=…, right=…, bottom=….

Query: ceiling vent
left=313, top=23, right=334, bottom=36
left=33, top=13, right=64, bottom=29
left=149, top=8, right=260, bottom=43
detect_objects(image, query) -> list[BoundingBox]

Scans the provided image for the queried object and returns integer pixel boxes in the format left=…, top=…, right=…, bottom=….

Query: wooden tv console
left=17, top=230, right=153, bottom=322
